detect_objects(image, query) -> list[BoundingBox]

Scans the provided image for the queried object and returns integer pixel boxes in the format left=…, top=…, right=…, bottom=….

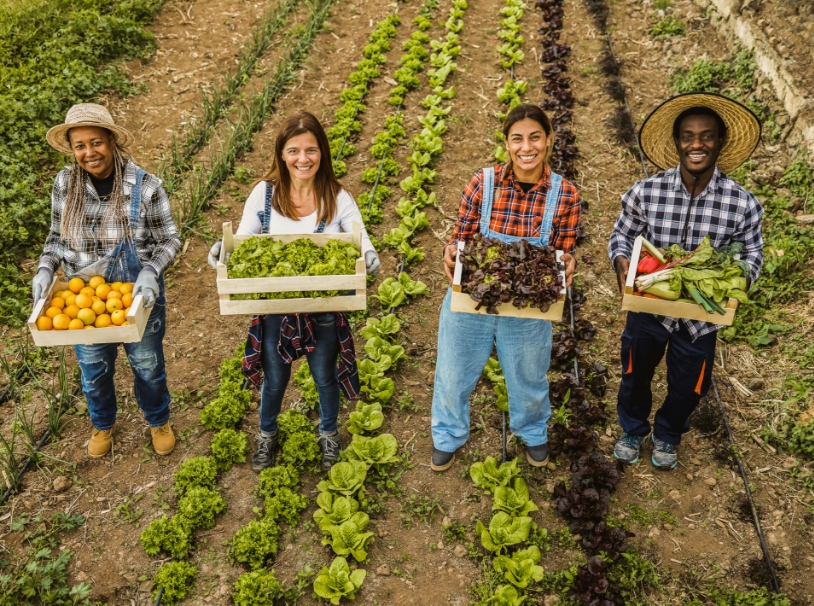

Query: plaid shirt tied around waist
left=448, top=163, right=583, bottom=254
left=608, top=166, right=764, bottom=340
left=242, top=313, right=360, bottom=399
left=38, top=159, right=181, bottom=277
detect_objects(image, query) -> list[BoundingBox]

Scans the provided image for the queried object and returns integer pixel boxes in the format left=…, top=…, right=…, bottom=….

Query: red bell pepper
left=637, top=255, right=661, bottom=275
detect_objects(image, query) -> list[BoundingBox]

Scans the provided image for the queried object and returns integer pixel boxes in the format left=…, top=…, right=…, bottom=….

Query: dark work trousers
left=616, top=312, right=717, bottom=445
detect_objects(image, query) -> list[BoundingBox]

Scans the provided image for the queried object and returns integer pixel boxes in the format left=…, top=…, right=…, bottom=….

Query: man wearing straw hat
left=32, top=103, right=182, bottom=458
left=607, top=92, right=763, bottom=470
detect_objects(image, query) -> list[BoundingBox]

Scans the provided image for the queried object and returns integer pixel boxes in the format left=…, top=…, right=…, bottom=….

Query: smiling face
left=674, top=114, right=724, bottom=176
left=282, top=131, right=321, bottom=185
left=68, top=126, right=116, bottom=179
left=506, top=118, right=550, bottom=180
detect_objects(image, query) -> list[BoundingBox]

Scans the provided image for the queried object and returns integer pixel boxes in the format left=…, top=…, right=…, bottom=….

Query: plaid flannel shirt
left=608, top=166, right=764, bottom=340
left=38, top=160, right=181, bottom=277
left=449, top=163, right=583, bottom=254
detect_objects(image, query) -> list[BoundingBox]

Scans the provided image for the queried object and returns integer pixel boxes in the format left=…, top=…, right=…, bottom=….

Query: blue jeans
left=74, top=293, right=171, bottom=431
left=431, top=289, right=553, bottom=452
left=617, top=312, right=716, bottom=445
left=259, top=313, right=340, bottom=435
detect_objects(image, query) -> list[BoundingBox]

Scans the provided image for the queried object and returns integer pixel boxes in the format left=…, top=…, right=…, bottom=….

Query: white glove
left=365, top=250, right=381, bottom=278
left=133, top=269, right=160, bottom=309
left=32, top=268, right=52, bottom=302
left=208, top=241, right=226, bottom=269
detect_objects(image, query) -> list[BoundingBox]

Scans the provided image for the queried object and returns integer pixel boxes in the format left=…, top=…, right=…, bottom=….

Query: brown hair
left=254, top=111, right=342, bottom=224
left=501, top=104, right=555, bottom=178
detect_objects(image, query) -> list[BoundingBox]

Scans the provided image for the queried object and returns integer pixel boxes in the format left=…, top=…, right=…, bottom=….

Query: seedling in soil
left=115, top=495, right=145, bottom=525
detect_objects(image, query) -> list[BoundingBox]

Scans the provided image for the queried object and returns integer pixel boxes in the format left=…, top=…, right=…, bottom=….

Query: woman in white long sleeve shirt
left=209, top=111, right=380, bottom=472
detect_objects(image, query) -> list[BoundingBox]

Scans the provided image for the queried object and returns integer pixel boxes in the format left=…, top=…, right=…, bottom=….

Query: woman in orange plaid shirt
left=430, top=104, right=583, bottom=472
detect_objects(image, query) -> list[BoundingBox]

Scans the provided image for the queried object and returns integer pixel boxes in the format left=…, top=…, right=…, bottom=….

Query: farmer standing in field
left=32, top=103, right=182, bottom=458
left=608, top=92, right=763, bottom=470
left=431, top=103, right=581, bottom=472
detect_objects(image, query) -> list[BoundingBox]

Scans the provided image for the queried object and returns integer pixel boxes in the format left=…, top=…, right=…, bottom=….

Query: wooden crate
left=450, top=241, right=566, bottom=321
left=621, top=235, right=738, bottom=325
left=28, top=277, right=149, bottom=346
left=216, top=221, right=367, bottom=315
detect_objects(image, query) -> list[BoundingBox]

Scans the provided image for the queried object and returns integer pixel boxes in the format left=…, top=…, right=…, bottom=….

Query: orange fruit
left=84, top=325, right=96, bottom=330
left=77, top=308, right=96, bottom=326
left=91, top=298, right=106, bottom=315
left=63, top=304, right=80, bottom=319
left=121, top=320, right=129, bottom=326
left=111, top=309, right=127, bottom=326
left=95, top=283, right=112, bottom=300
left=50, top=296, right=65, bottom=310
left=121, top=293, right=133, bottom=308
left=106, top=298, right=123, bottom=313
left=75, top=293, right=93, bottom=309
left=95, top=314, right=112, bottom=328
left=106, top=290, right=122, bottom=301
left=64, top=293, right=77, bottom=307
left=53, top=314, right=70, bottom=330
left=56, top=289, right=70, bottom=300
left=68, top=318, right=85, bottom=330
left=45, top=306, right=62, bottom=320
left=68, top=277, right=85, bottom=294
left=36, top=316, right=53, bottom=330
left=110, top=281, right=123, bottom=292
left=88, top=275, right=106, bottom=289
left=120, top=283, right=133, bottom=295
left=80, top=286, right=96, bottom=297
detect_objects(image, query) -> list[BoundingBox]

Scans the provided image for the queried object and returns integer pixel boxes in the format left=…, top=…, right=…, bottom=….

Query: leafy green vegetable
left=280, top=430, right=321, bottom=469
left=314, top=493, right=367, bottom=533
left=398, top=272, right=428, bottom=297
left=228, top=517, right=282, bottom=569
left=232, top=569, right=286, bottom=606
left=210, top=428, right=249, bottom=471
left=469, top=457, right=521, bottom=493
left=364, top=337, right=406, bottom=371
left=265, top=486, right=309, bottom=526
left=359, top=370, right=395, bottom=405
left=344, top=434, right=399, bottom=469
left=493, top=478, right=539, bottom=518
left=317, top=461, right=368, bottom=497
left=173, top=455, right=218, bottom=497
left=476, top=512, right=534, bottom=554
left=294, top=360, right=320, bottom=409
left=346, top=402, right=385, bottom=435
left=277, top=409, right=314, bottom=438
left=200, top=383, right=251, bottom=430
left=177, top=487, right=227, bottom=531
left=483, top=584, right=526, bottom=605
left=140, top=515, right=192, bottom=559
left=257, top=463, right=301, bottom=498
left=360, top=314, right=401, bottom=342
left=321, top=518, right=374, bottom=562
left=313, top=556, right=366, bottom=604
left=373, top=278, right=407, bottom=310
left=493, top=545, right=544, bottom=588
left=151, top=561, right=197, bottom=605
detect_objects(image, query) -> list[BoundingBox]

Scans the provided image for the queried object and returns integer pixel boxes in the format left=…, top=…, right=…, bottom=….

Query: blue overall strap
left=314, top=219, right=326, bottom=233
left=261, top=182, right=272, bottom=233
left=129, top=169, right=147, bottom=237
left=538, top=171, right=562, bottom=247
left=478, top=167, right=496, bottom=234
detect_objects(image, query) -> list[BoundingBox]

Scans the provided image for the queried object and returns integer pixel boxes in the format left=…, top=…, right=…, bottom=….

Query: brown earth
left=2, top=0, right=814, bottom=603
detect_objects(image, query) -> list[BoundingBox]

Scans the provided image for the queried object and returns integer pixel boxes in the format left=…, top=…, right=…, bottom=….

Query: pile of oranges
left=36, top=276, right=135, bottom=331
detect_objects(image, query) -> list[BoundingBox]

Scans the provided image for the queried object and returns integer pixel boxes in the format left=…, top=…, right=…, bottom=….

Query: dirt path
left=3, top=0, right=813, bottom=602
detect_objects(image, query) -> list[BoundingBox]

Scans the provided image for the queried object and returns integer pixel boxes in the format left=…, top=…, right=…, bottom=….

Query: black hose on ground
left=0, top=366, right=30, bottom=407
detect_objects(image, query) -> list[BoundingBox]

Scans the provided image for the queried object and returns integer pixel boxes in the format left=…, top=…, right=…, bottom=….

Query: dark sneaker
left=526, top=442, right=550, bottom=467
left=317, top=432, right=342, bottom=470
left=613, top=432, right=646, bottom=465
left=252, top=432, right=278, bottom=473
left=651, top=435, right=678, bottom=470
left=430, top=448, right=455, bottom=472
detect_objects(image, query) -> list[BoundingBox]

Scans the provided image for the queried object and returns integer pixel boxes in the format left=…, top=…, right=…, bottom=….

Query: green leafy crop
left=228, top=517, right=282, bottom=569
left=265, top=486, right=309, bottom=526
left=210, top=428, right=249, bottom=471
left=151, top=561, right=197, bottom=605
left=257, top=463, right=301, bottom=497
left=364, top=337, right=406, bottom=371
left=344, top=434, right=399, bottom=469
left=294, top=360, right=320, bottom=409
left=321, top=518, right=374, bottom=562
left=317, top=461, right=368, bottom=497
left=277, top=409, right=314, bottom=437
left=140, top=514, right=192, bottom=559
left=493, top=545, right=544, bottom=588
left=360, top=314, right=401, bottom=342
left=476, top=512, right=534, bottom=554
left=313, top=556, right=366, bottom=604
left=346, top=401, right=385, bottom=435
left=470, top=457, right=521, bottom=493
left=232, top=569, right=286, bottom=606
left=314, top=493, right=367, bottom=533
left=493, top=477, right=539, bottom=518
left=200, top=383, right=251, bottom=430
left=177, top=487, right=227, bottom=531
left=280, top=430, right=321, bottom=468
left=173, top=455, right=218, bottom=497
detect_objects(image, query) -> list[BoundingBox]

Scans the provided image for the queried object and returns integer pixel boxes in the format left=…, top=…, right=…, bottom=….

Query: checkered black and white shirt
left=38, top=160, right=181, bottom=278
left=608, top=166, right=764, bottom=340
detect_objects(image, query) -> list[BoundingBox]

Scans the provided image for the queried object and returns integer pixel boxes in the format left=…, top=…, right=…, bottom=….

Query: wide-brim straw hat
left=46, top=103, right=134, bottom=155
left=639, top=92, right=761, bottom=174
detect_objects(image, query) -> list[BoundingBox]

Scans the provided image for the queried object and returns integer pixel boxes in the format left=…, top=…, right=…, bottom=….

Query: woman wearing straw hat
left=608, top=92, right=763, bottom=470
left=32, top=103, right=182, bottom=458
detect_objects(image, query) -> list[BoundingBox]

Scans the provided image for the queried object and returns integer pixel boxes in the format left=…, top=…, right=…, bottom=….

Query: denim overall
left=431, top=167, right=562, bottom=453
left=256, top=183, right=341, bottom=436
left=74, top=170, right=171, bottom=431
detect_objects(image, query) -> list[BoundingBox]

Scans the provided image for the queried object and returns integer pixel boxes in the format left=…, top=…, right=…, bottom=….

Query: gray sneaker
left=317, top=431, right=342, bottom=470
left=613, top=432, right=646, bottom=465
left=252, top=432, right=278, bottom=473
left=651, top=435, right=678, bottom=470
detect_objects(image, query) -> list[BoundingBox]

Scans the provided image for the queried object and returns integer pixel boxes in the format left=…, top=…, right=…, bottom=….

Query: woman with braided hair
left=32, top=103, right=182, bottom=458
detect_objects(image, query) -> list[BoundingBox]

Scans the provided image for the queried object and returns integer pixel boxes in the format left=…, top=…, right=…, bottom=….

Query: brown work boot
left=88, top=424, right=116, bottom=458
left=150, top=421, right=176, bottom=455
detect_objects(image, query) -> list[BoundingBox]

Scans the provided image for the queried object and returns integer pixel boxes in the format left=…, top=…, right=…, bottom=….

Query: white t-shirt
left=236, top=182, right=375, bottom=255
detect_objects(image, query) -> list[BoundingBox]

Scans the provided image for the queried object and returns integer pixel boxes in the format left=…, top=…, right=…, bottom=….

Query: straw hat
left=46, top=103, right=134, bottom=155
left=639, top=92, right=761, bottom=174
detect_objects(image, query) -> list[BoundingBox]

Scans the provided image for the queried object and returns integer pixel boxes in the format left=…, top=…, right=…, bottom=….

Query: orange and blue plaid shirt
left=448, top=163, right=583, bottom=254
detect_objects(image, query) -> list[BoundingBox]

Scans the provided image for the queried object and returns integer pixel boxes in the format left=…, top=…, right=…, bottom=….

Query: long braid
left=61, top=146, right=131, bottom=247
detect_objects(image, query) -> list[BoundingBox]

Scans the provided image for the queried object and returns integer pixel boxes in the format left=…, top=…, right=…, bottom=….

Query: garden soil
left=2, top=0, right=814, bottom=603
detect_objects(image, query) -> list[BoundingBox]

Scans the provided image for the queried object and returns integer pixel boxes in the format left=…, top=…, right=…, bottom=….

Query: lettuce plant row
left=141, top=350, right=249, bottom=604
left=492, top=0, right=529, bottom=161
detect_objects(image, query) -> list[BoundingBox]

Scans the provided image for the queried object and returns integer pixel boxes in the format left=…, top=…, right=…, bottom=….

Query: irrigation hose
left=0, top=366, right=31, bottom=407
left=154, top=586, right=165, bottom=606
left=600, top=22, right=782, bottom=591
